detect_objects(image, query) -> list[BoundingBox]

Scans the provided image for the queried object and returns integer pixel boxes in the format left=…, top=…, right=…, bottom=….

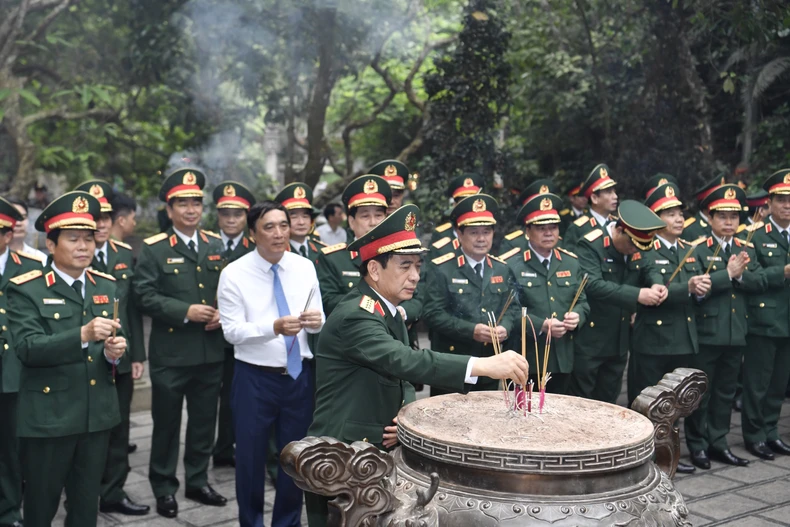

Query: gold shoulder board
left=10, top=269, right=43, bottom=285
left=574, top=215, right=590, bottom=227
left=321, top=243, right=347, bottom=255
left=560, top=209, right=571, bottom=216
left=498, top=247, right=520, bottom=261
left=583, top=229, right=603, bottom=242
left=557, top=247, right=578, bottom=258
left=16, top=251, right=45, bottom=263
left=431, top=252, right=455, bottom=265
left=87, top=269, right=117, bottom=282
left=488, top=254, right=506, bottom=265
left=359, top=295, right=375, bottom=313
left=434, top=222, right=452, bottom=233
left=201, top=229, right=221, bottom=239
left=504, top=229, right=523, bottom=241
left=431, top=237, right=451, bottom=249
left=144, top=232, right=168, bottom=245
left=111, top=239, right=132, bottom=250
left=683, top=217, right=696, bottom=229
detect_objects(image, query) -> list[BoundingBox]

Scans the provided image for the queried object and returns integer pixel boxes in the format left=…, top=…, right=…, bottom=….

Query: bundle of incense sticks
left=539, top=318, right=554, bottom=413
left=487, top=312, right=510, bottom=407
left=568, top=273, right=588, bottom=314
left=111, top=298, right=119, bottom=379
left=667, top=245, right=696, bottom=285
left=515, top=307, right=527, bottom=414
left=524, top=309, right=541, bottom=414
left=704, top=242, right=722, bottom=275
left=287, top=285, right=317, bottom=356
left=745, top=209, right=761, bottom=246
left=495, top=289, right=517, bottom=326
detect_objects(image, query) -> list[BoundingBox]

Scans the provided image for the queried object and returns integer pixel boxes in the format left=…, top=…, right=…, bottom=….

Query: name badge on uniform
left=93, top=295, right=109, bottom=304
left=167, top=257, right=184, bottom=264
left=706, top=256, right=722, bottom=262
left=342, top=271, right=360, bottom=277
left=605, top=258, right=614, bottom=263
left=521, top=272, right=537, bottom=278
left=556, top=270, right=571, bottom=278
left=114, top=263, right=128, bottom=270
left=452, top=278, right=469, bottom=284
left=686, top=257, right=696, bottom=263
left=764, top=243, right=777, bottom=248
left=490, top=275, right=504, bottom=284
left=654, top=259, right=669, bottom=265
left=208, top=255, right=222, bottom=261
left=42, top=298, right=65, bottom=305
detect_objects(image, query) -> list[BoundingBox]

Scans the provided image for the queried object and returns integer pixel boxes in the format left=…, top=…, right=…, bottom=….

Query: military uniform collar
left=461, top=250, right=485, bottom=271
left=172, top=227, right=199, bottom=249
left=220, top=230, right=244, bottom=250
left=654, top=234, right=677, bottom=252
left=527, top=242, right=551, bottom=266
left=590, top=208, right=609, bottom=226
left=769, top=216, right=790, bottom=236
left=94, top=241, right=109, bottom=258
left=289, top=239, right=308, bottom=254
left=368, top=285, right=397, bottom=316
left=572, top=206, right=585, bottom=217
left=711, top=233, right=732, bottom=250
left=50, top=262, right=87, bottom=296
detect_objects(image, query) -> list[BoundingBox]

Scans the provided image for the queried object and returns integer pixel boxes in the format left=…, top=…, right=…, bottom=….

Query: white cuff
left=104, top=350, right=120, bottom=365
left=81, top=341, right=89, bottom=349
left=464, top=357, right=478, bottom=384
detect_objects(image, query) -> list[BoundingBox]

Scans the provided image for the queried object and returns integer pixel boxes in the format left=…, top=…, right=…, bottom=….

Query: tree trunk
left=1, top=70, right=37, bottom=198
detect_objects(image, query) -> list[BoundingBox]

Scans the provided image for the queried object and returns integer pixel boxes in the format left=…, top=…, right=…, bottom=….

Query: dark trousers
left=21, top=430, right=111, bottom=527
left=100, top=371, right=133, bottom=503
left=233, top=359, right=314, bottom=527
left=684, top=344, right=743, bottom=452
left=568, top=353, right=627, bottom=404
left=213, top=348, right=236, bottom=462
left=149, top=363, right=222, bottom=497
left=0, top=393, right=22, bottom=524
left=627, top=353, right=693, bottom=405
left=742, top=335, right=790, bottom=443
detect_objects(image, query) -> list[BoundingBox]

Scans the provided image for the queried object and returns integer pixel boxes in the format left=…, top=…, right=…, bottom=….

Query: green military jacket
left=681, top=212, right=712, bottom=242
left=8, top=267, right=122, bottom=437
left=429, top=221, right=453, bottom=245
left=559, top=208, right=587, bottom=237
left=133, top=228, right=226, bottom=366
left=631, top=239, right=700, bottom=356
left=694, top=236, right=765, bottom=347
left=427, top=233, right=459, bottom=261
left=309, top=280, right=468, bottom=449
left=501, top=246, right=590, bottom=374
left=316, top=243, right=363, bottom=316
left=498, top=229, right=528, bottom=256
left=423, top=252, right=520, bottom=389
left=225, top=234, right=255, bottom=264
left=562, top=214, right=608, bottom=249
left=745, top=218, right=790, bottom=337
left=91, top=239, right=145, bottom=374
left=0, top=250, right=46, bottom=393
left=288, top=238, right=324, bottom=265
left=575, top=228, right=640, bottom=358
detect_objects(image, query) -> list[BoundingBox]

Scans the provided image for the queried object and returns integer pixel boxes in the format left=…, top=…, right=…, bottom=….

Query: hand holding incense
left=111, top=298, right=119, bottom=378
left=567, top=273, right=588, bottom=314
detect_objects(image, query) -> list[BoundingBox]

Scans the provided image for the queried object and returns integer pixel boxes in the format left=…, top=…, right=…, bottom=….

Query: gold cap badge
left=89, top=184, right=103, bottom=198
left=364, top=180, right=378, bottom=194
left=472, top=199, right=486, bottom=212
left=294, top=186, right=306, bottom=199
left=539, top=185, right=549, bottom=194
left=223, top=185, right=236, bottom=197
left=658, top=178, right=668, bottom=186
left=463, top=178, right=474, bottom=188
left=73, top=196, right=89, bottom=214
left=724, top=188, right=736, bottom=200
left=384, top=165, right=398, bottom=176
left=665, top=186, right=675, bottom=198
left=784, top=173, right=790, bottom=185
left=600, top=167, right=608, bottom=178
left=404, top=212, right=416, bottom=231
left=183, top=172, right=197, bottom=185
left=540, top=198, right=552, bottom=211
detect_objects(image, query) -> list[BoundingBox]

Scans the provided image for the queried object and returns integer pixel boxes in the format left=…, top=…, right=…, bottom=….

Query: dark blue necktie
left=271, top=263, right=302, bottom=379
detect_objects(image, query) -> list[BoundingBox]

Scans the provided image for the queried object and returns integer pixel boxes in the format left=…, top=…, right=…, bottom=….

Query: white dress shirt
left=173, top=227, right=199, bottom=250
left=528, top=242, right=552, bottom=268
left=220, top=231, right=244, bottom=252
left=462, top=251, right=485, bottom=278
left=315, top=223, right=347, bottom=246
left=590, top=208, right=609, bottom=226
left=218, top=250, right=324, bottom=367
left=95, top=241, right=108, bottom=263
left=0, top=248, right=8, bottom=276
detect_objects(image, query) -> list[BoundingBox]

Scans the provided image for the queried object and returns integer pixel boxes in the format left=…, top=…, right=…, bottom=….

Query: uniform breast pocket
left=696, top=305, right=719, bottom=336
left=90, top=303, right=113, bottom=319
left=38, top=305, right=74, bottom=329
left=516, top=276, right=545, bottom=291
left=24, top=375, right=69, bottom=427
left=162, top=265, right=190, bottom=292
left=684, top=263, right=700, bottom=274
left=636, top=313, right=673, bottom=347
left=749, top=298, right=775, bottom=327
left=556, top=279, right=576, bottom=303
left=602, top=265, right=619, bottom=282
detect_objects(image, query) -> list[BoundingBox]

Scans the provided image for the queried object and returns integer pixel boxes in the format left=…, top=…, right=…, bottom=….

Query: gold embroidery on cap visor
left=618, top=217, right=658, bottom=251
left=375, top=238, right=425, bottom=256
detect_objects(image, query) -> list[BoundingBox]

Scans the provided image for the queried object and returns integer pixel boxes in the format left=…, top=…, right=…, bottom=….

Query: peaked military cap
left=368, top=160, right=408, bottom=190
left=342, top=175, right=392, bottom=211
left=159, top=167, right=206, bottom=202
left=0, top=197, right=24, bottom=229
left=213, top=181, right=256, bottom=210
left=518, top=193, right=563, bottom=226
left=34, top=182, right=47, bottom=192
left=763, top=168, right=790, bottom=195
left=74, top=180, right=114, bottom=212
left=645, top=182, right=683, bottom=213
left=35, top=191, right=101, bottom=232
left=643, top=173, right=679, bottom=199
left=746, top=189, right=769, bottom=208
left=275, top=182, right=317, bottom=210
left=615, top=200, right=665, bottom=251
left=580, top=164, right=616, bottom=198
left=451, top=194, right=498, bottom=228
left=567, top=182, right=583, bottom=197
left=701, top=184, right=746, bottom=212
left=448, top=173, right=484, bottom=200
left=517, top=179, right=557, bottom=206
left=694, top=174, right=727, bottom=203
left=348, top=204, right=427, bottom=262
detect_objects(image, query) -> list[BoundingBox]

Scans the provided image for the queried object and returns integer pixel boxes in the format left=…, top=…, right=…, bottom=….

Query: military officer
left=428, top=173, right=484, bottom=256
left=211, top=181, right=256, bottom=469
left=745, top=190, right=770, bottom=227
left=740, top=168, right=790, bottom=461
left=628, top=182, right=709, bottom=402
left=684, top=184, right=763, bottom=469
left=368, top=159, right=408, bottom=215
left=558, top=182, right=588, bottom=236
left=423, top=194, right=521, bottom=395
left=305, top=204, right=529, bottom=527
left=562, top=164, right=618, bottom=248
left=681, top=175, right=726, bottom=241
left=499, top=179, right=558, bottom=256
left=568, top=200, right=665, bottom=404
left=73, top=180, right=149, bottom=516
left=500, top=193, right=589, bottom=393
left=133, top=167, right=228, bottom=517
left=316, top=175, right=392, bottom=315
left=275, top=182, right=325, bottom=264
left=642, top=173, right=679, bottom=199
left=8, top=191, right=126, bottom=527
left=0, top=198, right=47, bottom=527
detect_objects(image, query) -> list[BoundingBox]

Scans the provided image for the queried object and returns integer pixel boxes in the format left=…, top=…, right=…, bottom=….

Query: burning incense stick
left=568, top=273, right=588, bottom=314
left=495, top=289, right=516, bottom=326
left=111, top=298, right=119, bottom=338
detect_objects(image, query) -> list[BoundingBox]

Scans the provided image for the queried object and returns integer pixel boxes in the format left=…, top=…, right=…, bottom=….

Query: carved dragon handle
left=631, top=367, right=708, bottom=478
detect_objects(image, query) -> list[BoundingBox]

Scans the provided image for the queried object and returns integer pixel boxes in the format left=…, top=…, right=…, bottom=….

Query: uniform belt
left=247, top=359, right=312, bottom=375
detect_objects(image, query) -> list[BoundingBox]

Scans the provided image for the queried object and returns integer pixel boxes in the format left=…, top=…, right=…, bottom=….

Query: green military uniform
left=628, top=183, right=701, bottom=404
left=642, top=173, right=679, bottom=200
left=0, top=197, right=45, bottom=526
left=428, top=173, right=483, bottom=247
left=501, top=193, right=589, bottom=394
left=211, top=182, right=257, bottom=466
left=681, top=176, right=726, bottom=242
left=133, top=168, right=227, bottom=500
left=562, top=164, right=618, bottom=249
left=316, top=175, right=392, bottom=316
left=306, top=205, right=488, bottom=527
left=8, top=191, right=122, bottom=527
left=741, top=169, right=790, bottom=452
left=568, top=200, right=665, bottom=403
left=275, top=182, right=325, bottom=266
left=684, top=186, right=765, bottom=458
left=499, top=179, right=557, bottom=256
left=423, top=194, right=520, bottom=395
left=558, top=182, right=585, bottom=237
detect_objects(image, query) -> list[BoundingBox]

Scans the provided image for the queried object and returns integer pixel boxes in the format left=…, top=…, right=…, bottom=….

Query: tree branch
left=0, top=0, right=31, bottom=67
left=25, top=0, right=73, bottom=43
left=21, top=105, right=116, bottom=127
left=403, top=35, right=456, bottom=112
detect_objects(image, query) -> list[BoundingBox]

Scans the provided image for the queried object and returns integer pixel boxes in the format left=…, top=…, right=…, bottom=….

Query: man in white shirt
left=315, top=203, right=346, bottom=246
left=218, top=200, right=324, bottom=527
left=8, top=198, right=47, bottom=264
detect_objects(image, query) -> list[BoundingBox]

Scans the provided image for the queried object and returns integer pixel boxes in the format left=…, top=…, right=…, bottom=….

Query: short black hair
left=348, top=205, right=386, bottom=219
left=323, top=203, right=342, bottom=219
left=110, top=193, right=137, bottom=221
left=7, top=198, right=27, bottom=214
left=167, top=196, right=202, bottom=208
left=247, top=200, right=290, bottom=232
left=359, top=253, right=395, bottom=277
left=709, top=209, right=740, bottom=218
left=457, top=224, right=494, bottom=234
left=46, top=228, right=96, bottom=245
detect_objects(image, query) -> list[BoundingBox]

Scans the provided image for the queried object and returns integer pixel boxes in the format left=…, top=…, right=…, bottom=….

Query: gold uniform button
left=83, top=311, right=87, bottom=316
left=348, top=282, right=354, bottom=288
left=589, top=322, right=595, bottom=328
left=760, top=303, right=765, bottom=308
left=102, top=310, right=108, bottom=317
left=88, top=356, right=93, bottom=362
left=660, top=269, right=666, bottom=274
left=3, top=344, right=8, bottom=350
left=362, top=438, right=368, bottom=443
left=449, top=345, right=455, bottom=351
left=550, top=297, right=555, bottom=302
left=458, top=289, right=463, bottom=294
left=551, top=312, right=557, bottom=318
left=43, top=386, right=50, bottom=394
left=0, top=308, right=5, bottom=314
left=527, top=282, right=532, bottom=287
left=481, top=308, right=486, bottom=313
left=732, top=294, right=736, bottom=299
left=1, top=326, right=5, bottom=331
left=0, top=291, right=4, bottom=296
left=732, top=308, right=736, bottom=313
left=201, top=299, right=207, bottom=305
left=565, top=281, right=570, bottom=285
left=656, top=320, right=663, bottom=326
left=713, top=265, right=717, bottom=271
left=168, top=328, right=174, bottom=333
left=90, top=379, right=96, bottom=386
left=122, top=273, right=127, bottom=279
left=174, top=269, right=179, bottom=274
left=768, top=252, right=773, bottom=257
left=687, top=317, right=691, bottom=322
left=621, top=317, right=625, bottom=322
left=196, top=266, right=202, bottom=272
left=54, top=313, right=60, bottom=320
left=199, top=283, right=205, bottom=289
left=547, top=281, right=552, bottom=286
